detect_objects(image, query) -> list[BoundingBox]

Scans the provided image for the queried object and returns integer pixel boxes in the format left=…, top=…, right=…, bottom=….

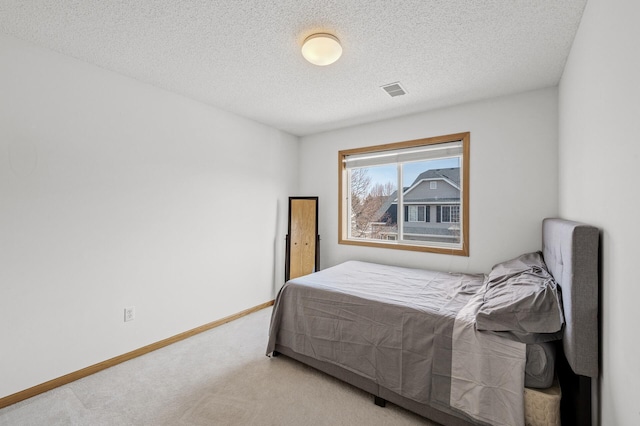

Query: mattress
left=524, top=379, right=561, bottom=426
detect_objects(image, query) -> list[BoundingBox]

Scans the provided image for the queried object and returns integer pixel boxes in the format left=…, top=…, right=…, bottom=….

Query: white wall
left=558, top=0, right=640, bottom=424
left=299, top=88, right=559, bottom=274
left=0, top=35, right=298, bottom=399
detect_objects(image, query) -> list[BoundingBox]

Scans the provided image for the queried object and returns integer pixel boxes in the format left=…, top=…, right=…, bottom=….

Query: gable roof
left=410, top=168, right=460, bottom=187
left=375, top=189, right=399, bottom=221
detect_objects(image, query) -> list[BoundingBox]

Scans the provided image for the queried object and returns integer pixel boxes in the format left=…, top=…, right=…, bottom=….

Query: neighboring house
left=375, top=168, right=461, bottom=242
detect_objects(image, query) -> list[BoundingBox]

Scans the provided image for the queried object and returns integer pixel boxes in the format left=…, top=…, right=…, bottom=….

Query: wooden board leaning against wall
left=286, top=197, right=319, bottom=282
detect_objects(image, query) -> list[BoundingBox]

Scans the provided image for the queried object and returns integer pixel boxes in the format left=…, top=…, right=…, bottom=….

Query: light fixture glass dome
left=301, top=33, right=342, bottom=66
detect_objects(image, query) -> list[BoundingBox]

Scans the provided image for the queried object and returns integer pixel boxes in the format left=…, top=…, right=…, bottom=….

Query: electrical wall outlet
left=124, top=306, right=136, bottom=322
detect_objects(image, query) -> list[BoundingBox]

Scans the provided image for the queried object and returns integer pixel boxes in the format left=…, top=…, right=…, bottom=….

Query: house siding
left=404, top=180, right=459, bottom=202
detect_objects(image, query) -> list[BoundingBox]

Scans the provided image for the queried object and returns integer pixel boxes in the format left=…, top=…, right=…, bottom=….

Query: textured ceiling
left=0, top=0, right=587, bottom=136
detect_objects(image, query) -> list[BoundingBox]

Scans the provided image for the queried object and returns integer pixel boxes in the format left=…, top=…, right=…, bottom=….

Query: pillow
left=476, top=252, right=564, bottom=336
left=525, top=342, right=556, bottom=389
left=485, top=251, right=548, bottom=285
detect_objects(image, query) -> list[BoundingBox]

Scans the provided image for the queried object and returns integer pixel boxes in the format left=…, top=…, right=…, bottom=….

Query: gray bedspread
left=267, top=261, right=526, bottom=426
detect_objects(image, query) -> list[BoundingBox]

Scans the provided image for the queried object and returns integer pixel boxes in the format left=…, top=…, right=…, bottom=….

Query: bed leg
left=374, top=396, right=386, bottom=407
left=271, top=350, right=280, bottom=357
left=557, top=342, right=593, bottom=426
left=575, top=376, right=592, bottom=426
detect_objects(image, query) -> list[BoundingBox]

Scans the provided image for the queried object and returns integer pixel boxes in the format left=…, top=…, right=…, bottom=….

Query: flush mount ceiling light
left=301, top=33, right=342, bottom=66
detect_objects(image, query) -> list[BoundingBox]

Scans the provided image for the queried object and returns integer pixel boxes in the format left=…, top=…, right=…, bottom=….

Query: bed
left=266, top=218, right=599, bottom=426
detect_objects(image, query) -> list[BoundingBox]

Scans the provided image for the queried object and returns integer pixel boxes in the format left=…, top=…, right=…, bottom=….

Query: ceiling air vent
left=381, top=82, right=407, bottom=97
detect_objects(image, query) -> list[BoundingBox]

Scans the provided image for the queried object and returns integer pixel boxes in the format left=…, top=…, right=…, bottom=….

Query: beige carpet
left=0, top=307, right=436, bottom=425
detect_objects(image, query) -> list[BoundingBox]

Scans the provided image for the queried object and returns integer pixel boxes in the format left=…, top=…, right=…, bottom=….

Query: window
left=440, top=205, right=460, bottom=223
left=338, top=132, right=469, bottom=256
left=407, top=205, right=426, bottom=222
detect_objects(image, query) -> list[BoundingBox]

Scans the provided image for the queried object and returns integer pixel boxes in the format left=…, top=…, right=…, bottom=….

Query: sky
left=366, top=157, right=460, bottom=191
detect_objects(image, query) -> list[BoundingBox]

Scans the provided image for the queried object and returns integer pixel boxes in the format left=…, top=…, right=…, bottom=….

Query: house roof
left=410, top=168, right=460, bottom=187
left=404, top=198, right=459, bottom=204
left=375, top=189, right=399, bottom=221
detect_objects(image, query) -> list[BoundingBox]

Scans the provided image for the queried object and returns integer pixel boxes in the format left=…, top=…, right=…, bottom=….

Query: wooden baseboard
left=0, top=300, right=274, bottom=410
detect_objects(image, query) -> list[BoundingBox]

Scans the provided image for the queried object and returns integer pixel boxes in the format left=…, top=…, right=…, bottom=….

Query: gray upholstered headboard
left=542, top=218, right=599, bottom=378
